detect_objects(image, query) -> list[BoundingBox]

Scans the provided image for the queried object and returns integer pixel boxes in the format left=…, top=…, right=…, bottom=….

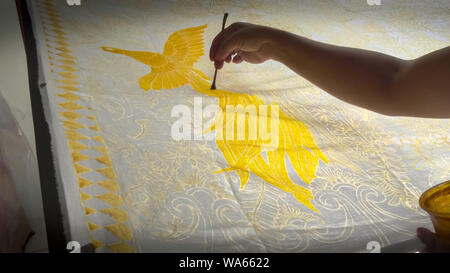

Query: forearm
left=265, top=28, right=410, bottom=116
left=210, top=22, right=450, bottom=118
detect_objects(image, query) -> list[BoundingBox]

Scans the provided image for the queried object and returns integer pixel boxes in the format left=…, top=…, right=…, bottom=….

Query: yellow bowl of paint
left=419, top=180, right=450, bottom=238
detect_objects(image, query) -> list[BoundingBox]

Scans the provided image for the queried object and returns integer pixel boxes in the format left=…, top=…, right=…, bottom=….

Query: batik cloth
left=28, top=0, right=450, bottom=252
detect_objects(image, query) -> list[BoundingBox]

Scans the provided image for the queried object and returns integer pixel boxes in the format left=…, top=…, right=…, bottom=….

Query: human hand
left=209, top=22, right=280, bottom=69
left=417, top=227, right=450, bottom=253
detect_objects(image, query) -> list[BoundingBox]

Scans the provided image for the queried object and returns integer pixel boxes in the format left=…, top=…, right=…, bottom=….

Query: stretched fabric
left=28, top=0, right=450, bottom=252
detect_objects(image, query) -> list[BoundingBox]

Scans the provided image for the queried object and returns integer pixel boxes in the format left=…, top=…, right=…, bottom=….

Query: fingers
left=417, top=227, right=450, bottom=253
left=417, top=227, right=435, bottom=245
left=210, top=23, right=243, bottom=63
left=210, top=31, right=225, bottom=61
left=214, top=60, right=224, bottom=70
left=232, top=54, right=243, bottom=64
left=232, top=50, right=251, bottom=64
left=210, top=25, right=232, bottom=61
left=215, top=52, right=242, bottom=68
left=214, top=35, right=242, bottom=65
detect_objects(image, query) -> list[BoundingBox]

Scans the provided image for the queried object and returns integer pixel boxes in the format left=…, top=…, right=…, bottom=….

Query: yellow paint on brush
left=102, top=25, right=328, bottom=211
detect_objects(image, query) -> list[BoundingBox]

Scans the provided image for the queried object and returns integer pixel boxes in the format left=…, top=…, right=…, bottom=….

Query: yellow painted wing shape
left=102, top=25, right=328, bottom=212
left=102, top=24, right=207, bottom=91
left=163, top=24, right=207, bottom=66
left=190, top=73, right=328, bottom=211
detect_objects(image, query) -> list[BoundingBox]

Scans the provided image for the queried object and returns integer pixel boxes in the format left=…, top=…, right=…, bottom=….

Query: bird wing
left=138, top=24, right=207, bottom=91
left=102, top=25, right=207, bottom=91
left=162, top=24, right=207, bottom=66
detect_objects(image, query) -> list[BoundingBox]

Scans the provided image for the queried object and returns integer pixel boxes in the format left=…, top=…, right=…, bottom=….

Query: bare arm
left=210, top=22, right=450, bottom=118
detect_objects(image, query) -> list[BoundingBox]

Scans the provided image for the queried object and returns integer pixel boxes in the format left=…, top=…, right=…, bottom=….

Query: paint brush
left=210, top=12, right=229, bottom=90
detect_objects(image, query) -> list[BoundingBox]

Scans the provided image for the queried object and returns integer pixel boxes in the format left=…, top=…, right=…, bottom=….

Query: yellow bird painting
left=101, top=25, right=208, bottom=91
left=101, top=24, right=328, bottom=212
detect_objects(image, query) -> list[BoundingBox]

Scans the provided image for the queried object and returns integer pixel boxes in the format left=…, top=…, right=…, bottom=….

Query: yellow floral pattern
left=102, top=25, right=328, bottom=211
left=30, top=0, right=450, bottom=252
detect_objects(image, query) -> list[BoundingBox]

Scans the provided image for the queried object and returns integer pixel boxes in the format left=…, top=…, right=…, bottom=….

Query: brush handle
left=222, top=13, right=229, bottom=30
left=211, top=13, right=229, bottom=90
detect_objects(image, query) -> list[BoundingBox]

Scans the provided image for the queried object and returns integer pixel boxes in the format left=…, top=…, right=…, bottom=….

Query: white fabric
left=29, top=0, right=450, bottom=252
